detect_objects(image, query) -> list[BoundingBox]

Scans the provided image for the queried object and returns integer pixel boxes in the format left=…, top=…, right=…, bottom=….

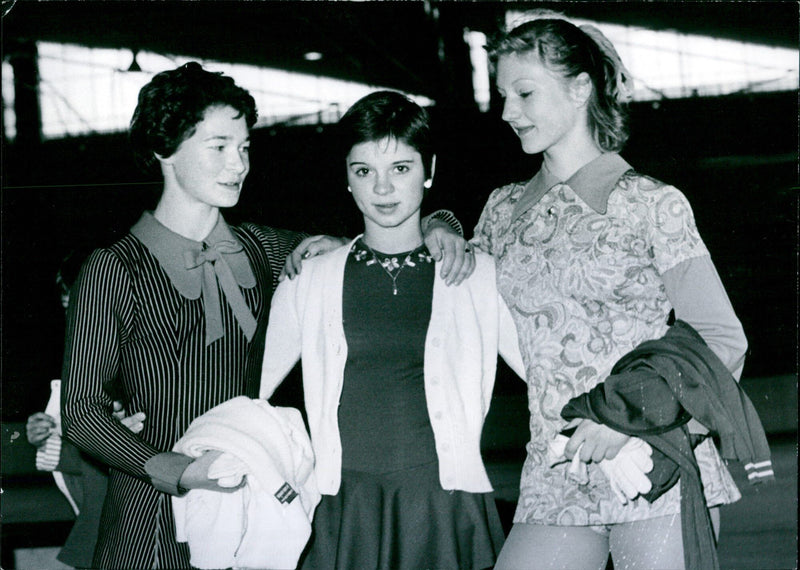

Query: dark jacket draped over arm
left=562, top=319, right=773, bottom=570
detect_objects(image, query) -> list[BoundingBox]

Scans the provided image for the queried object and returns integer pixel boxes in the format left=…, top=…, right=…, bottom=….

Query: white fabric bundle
left=172, top=397, right=320, bottom=570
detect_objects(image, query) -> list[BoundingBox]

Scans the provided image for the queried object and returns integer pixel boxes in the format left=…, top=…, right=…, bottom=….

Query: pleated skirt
left=298, top=461, right=505, bottom=570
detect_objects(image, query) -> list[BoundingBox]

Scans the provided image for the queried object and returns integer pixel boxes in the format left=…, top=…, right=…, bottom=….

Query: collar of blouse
left=510, top=152, right=632, bottom=224
left=131, top=211, right=257, bottom=345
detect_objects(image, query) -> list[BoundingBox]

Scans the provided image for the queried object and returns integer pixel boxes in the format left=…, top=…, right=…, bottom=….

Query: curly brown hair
left=129, top=62, right=257, bottom=172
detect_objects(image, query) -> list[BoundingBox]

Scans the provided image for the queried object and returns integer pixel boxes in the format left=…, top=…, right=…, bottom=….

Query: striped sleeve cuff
left=422, top=210, right=464, bottom=237
left=744, top=460, right=775, bottom=484
left=35, top=434, right=62, bottom=472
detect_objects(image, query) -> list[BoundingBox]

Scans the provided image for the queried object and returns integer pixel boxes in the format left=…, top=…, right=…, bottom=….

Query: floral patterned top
left=472, top=153, right=741, bottom=526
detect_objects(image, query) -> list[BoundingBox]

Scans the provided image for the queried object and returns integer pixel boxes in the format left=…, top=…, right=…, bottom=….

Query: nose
left=373, top=172, right=394, bottom=196
left=227, top=148, right=248, bottom=175
left=501, top=97, right=519, bottom=123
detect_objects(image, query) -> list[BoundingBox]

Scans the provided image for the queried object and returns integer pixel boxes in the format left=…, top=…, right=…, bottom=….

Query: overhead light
left=303, top=51, right=323, bottom=62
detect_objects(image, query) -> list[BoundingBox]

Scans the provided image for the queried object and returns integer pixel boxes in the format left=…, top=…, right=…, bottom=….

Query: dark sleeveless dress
left=299, top=239, right=504, bottom=570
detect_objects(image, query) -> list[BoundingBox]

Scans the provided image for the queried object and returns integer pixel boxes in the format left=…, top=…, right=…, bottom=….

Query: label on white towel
left=275, top=482, right=298, bottom=504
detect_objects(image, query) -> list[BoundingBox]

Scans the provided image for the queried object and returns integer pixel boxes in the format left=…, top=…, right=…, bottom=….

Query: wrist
left=145, top=452, right=194, bottom=496
left=422, top=209, right=463, bottom=237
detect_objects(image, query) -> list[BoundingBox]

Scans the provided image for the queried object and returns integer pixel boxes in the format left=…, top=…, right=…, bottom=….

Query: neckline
left=355, top=237, right=426, bottom=259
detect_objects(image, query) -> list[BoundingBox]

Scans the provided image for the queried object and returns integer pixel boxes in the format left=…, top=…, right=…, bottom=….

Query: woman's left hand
left=564, top=419, right=630, bottom=463
left=423, top=220, right=475, bottom=286
left=26, top=412, right=56, bottom=447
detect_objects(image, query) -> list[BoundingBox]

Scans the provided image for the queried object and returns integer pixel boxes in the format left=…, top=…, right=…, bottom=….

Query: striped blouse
left=61, top=218, right=305, bottom=570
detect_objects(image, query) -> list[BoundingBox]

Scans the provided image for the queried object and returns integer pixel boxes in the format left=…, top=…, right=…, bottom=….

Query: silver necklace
left=361, top=241, right=424, bottom=296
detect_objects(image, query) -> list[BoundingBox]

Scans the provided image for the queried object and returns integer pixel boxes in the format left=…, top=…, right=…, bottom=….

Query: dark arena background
left=1, top=2, right=797, bottom=568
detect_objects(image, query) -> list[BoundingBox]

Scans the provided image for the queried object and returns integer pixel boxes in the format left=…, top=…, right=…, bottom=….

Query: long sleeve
left=662, top=256, right=748, bottom=380
left=644, top=185, right=747, bottom=443
left=243, top=224, right=308, bottom=291
left=61, top=249, right=161, bottom=480
left=259, top=275, right=303, bottom=400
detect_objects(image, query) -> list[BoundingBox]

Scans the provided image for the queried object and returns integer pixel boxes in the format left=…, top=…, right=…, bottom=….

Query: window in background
left=35, top=43, right=150, bottom=139
left=464, top=29, right=491, bottom=112
left=6, top=42, right=434, bottom=141
left=2, top=59, right=15, bottom=140
left=503, top=12, right=799, bottom=101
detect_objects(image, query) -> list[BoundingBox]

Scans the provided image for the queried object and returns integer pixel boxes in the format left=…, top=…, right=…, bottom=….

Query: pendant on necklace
left=361, top=240, right=420, bottom=297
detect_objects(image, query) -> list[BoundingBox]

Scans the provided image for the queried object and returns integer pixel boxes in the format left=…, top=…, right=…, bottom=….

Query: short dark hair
left=129, top=62, right=257, bottom=172
left=337, top=90, right=434, bottom=178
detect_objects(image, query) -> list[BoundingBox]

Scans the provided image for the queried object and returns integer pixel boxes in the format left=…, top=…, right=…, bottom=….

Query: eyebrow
left=348, top=158, right=415, bottom=166
left=203, top=135, right=250, bottom=143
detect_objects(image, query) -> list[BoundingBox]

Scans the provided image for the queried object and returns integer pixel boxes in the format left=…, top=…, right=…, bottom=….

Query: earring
left=347, top=186, right=352, bottom=193
left=423, top=179, right=432, bottom=189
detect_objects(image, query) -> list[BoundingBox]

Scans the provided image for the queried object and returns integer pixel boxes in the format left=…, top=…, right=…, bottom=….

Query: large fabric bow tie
left=184, top=240, right=257, bottom=346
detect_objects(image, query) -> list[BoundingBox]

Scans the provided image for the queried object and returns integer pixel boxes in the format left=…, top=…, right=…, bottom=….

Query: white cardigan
left=260, top=237, right=524, bottom=495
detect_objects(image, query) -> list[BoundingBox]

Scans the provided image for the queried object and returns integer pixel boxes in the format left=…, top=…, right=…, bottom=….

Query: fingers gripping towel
left=172, top=397, right=321, bottom=570
left=547, top=434, right=654, bottom=504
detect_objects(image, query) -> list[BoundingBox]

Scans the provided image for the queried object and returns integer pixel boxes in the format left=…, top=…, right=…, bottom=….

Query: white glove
left=597, top=437, right=654, bottom=504
left=548, top=434, right=654, bottom=504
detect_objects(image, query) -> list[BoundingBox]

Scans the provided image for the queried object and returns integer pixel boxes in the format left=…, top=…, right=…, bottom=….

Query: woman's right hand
left=26, top=412, right=56, bottom=447
left=281, top=235, right=349, bottom=281
left=564, top=419, right=630, bottom=463
left=178, top=450, right=243, bottom=493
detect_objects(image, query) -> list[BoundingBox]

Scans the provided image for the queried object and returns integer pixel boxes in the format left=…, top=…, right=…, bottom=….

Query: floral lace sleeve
left=470, top=185, right=518, bottom=254
left=638, top=179, right=710, bottom=274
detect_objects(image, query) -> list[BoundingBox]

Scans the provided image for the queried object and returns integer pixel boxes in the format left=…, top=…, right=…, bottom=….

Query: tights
left=494, top=508, right=720, bottom=570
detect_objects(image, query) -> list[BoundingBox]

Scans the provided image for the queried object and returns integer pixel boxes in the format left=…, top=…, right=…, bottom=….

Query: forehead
left=496, top=52, right=558, bottom=86
left=190, top=105, right=250, bottom=139
left=347, top=137, right=420, bottom=161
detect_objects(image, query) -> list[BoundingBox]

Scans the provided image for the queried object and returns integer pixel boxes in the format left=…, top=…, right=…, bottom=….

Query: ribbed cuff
left=144, top=452, right=194, bottom=496
left=423, top=210, right=464, bottom=237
